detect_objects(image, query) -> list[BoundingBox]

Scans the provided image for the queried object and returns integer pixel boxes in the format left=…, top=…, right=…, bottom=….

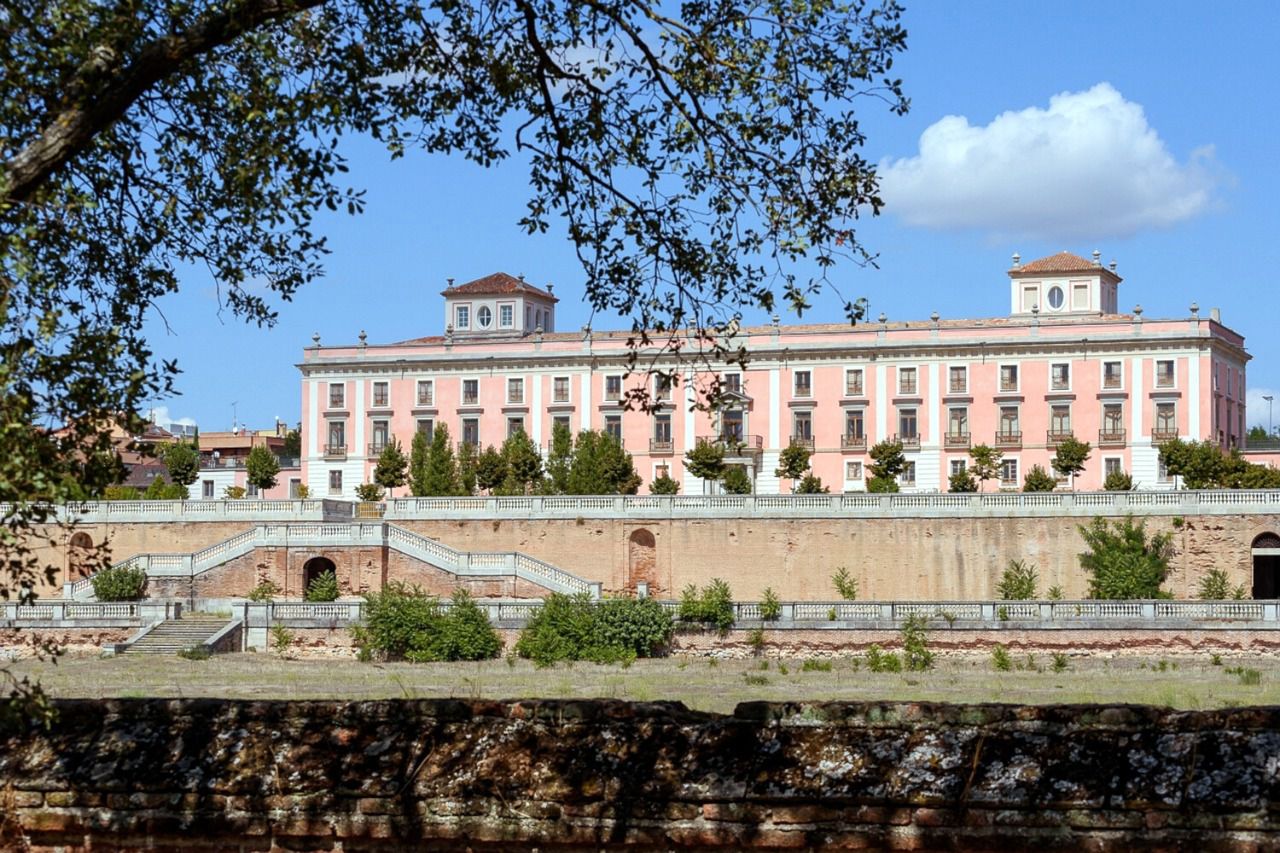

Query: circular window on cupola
left=1047, top=285, right=1065, bottom=310
left=476, top=306, right=493, bottom=328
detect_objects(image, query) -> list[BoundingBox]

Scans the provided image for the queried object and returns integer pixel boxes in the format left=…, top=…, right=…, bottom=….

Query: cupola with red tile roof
left=441, top=272, right=558, bottom=338
left=1007, top=250, right=1121, bottom=317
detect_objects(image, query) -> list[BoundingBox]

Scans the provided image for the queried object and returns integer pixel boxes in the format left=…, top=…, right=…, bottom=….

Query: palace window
left=1104, top=457, right=1122, bottom=478
left=553, top=376, right=571, bottom=403
left=416, top=418, right=434, bottom=439
left=654, top=415, right=672, bottom=445
left=370, top=420, right=389, bottom=453
left=794, top=370, right=812, bottom=397
left=328, top=470, right=342, bottom=495
left=1155, top=402, right=1177, bottom=436
left=553, top=415, right=571, bottom=434
left=1000, top=459, right=1019, bottom=487
left=507, top=417, right=525, bottom=437
left=845, top=409, right=865, bottom=439
left=476, top=306, right=492, bottom=329
left=999, top=364, right=1019, bottom=392
left=1156, top=360, right=1175, bottom=388
left=1103, top=361, right=1122, bottom=389
left=950, top=459, right=967, bottom=477
left=372, top=381, right=389, bottom=408
left=461, top=418, right=479, bottom=446
left=655, top=374, right=672, bottom=402
left=500, top=304, right=514, bottom=328
left=999, top=406, right=1020, bottom=436
left=605, top=375, right=623, bottom=401
left=326, top=420, right=346, bottom=451
left=1050, top=405, right=1071, bottom=435
left=898, top=367, right=917, bottom=395
left=897, top=408, right=918, bottom=440
left=948, top=407, right=968, bottom=437
left=605, top=414, right=622, bottom=442
left=462, top=379, right=479, bottom=405
left=845, top=460, right=863, bottom=480
left=793, top=410, right=813, bottom=441
left=948, top=366, right=967, bottom=393
left=723, top=372, right=742, bottom=393
left=416, top=380, right=434, bottom=406
left=1051, top=363, right=1070, bottom=391
left=455, top=305, right=470, bottom=329
left=845, top=368, right=864, bottom=396
left=328, top=383, right=345, bottom=409
left=900, top=461, right=916, bottom=486
left=507, top=377, right=524, bottom=404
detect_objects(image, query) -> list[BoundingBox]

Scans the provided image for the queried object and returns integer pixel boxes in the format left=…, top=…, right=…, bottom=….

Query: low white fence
left=383, top=490, right=1280, bottom=520
left=0, top=499, right=352, bottom=524
left=3, top=600, right=181, bottom=626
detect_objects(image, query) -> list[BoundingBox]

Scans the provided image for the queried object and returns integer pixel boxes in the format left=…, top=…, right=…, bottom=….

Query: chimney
left=1210, top=307, right=1221, bottom=323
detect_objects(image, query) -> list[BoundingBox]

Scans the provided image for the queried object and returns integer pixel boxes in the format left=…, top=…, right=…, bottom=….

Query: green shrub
left=1022, top=464, right=1057, bottom=492
left=355, top=482, right=384, bottom=501
left=747, top=627, right=766, bottom=654
left=721, top=465, right=752, bottom=494
left=677, top=579, right=734, bottom=633
left=996, top=559, right=1039, bottom=600
left=991, top=644, right=1012, bottom=671
left=1078, top=515, right=1173, bottom=600
left=1051, top=652, right=1069, bottom=673
left=177, top=645, right=211, bottom=660
left=103, top=485, right=140, bottom=501
left=948, top=468, right=978, bottom=493
left=759, top=587, right=782, bottom=621
left=649, top=473, right=680, bottom=495
left=247, top=579, right=281, bottom=602
left=1196, top=568, right=1247, bottom=600
left=801, top=658, right=832, bottom=672
left=355, top=584, right=501, bottom=662
left=1047, top=585, right=1065, bottom=601
left=304, top=570, right=339, bottom=602
left=831, top=566, right=859, bottom=601
left=1103, top=469, right=1134, bottom=491
left=270, top=625, right=294, bottom=652
left=865, top=644, right=901, bottom=673
left=743, top=673, right=769, bottom=686
left=91, top=565, right=147, bottom=601
left=514, top=593, right=673, bottom=666
left=223, top=485, right=246, bottom=499
left=900, top=615, right=934, bottom=671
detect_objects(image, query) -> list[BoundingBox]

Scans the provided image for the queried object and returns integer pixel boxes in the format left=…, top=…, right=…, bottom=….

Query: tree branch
left=1, top=0, right=326, bottom=205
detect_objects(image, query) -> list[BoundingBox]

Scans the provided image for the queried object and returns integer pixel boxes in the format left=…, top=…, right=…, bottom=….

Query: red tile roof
left=441, top=272, right=558, bottom=301
left=1012, top=251, right=1120, bottom=280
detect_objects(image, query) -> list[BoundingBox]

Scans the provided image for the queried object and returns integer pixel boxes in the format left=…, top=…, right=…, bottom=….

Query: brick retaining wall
left=2, top=699, right=1278, bottom=850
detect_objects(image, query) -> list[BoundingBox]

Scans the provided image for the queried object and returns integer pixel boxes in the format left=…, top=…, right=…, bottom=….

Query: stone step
left=119, top=618, right=231, bottom=655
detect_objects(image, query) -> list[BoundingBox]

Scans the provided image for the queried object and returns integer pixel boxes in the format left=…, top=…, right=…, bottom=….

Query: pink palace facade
left=298, top=252, right=1252, bottom=497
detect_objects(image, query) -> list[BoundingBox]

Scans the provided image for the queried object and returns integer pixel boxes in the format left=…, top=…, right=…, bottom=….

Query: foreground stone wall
left=2, top=698, right=1278, bottom=851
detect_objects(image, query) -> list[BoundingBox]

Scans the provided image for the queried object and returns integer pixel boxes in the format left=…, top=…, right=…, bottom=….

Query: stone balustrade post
left=62, top=582, right=74, bottom=599
left=1141, top=602, right=1157, bottom=620
left=980, top=603, right=997, bottom=622
left=781, top=603, right=795, bottom=621
left=882, top=603, right=895, bottom=622
left=1265, top=603, right=1279, bottom=623
left=588, top=582, right=602, bottom=601
left=1039, top=602, right=1053, bottom=621
left=636, top=582, right=649, bottom=599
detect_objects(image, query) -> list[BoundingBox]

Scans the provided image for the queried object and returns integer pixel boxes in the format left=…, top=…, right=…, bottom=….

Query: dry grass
left=9, top=652, right=1280, bottom=713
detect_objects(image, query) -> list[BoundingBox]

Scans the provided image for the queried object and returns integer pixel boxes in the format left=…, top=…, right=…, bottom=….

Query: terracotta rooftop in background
left=1012, top=251, right=1122, bottom=281
left=440, top=272, right=558, bottom=301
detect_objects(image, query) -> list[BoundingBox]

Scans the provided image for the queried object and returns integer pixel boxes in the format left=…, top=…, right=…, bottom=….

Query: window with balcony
left=455, top=305, right=470, bottom=329
left=461, top=418, right=479, bottom=447
left=792, top=411, right=813, bottom=446
left=1154, top=402, right=1177, bottom=440
left=369, top=420, right=388, bottom=455
left=900, top=461, right=916, bottom=486
left=722, top=410, right=744, bottom=442
left=997, top=406, right=1021, bottom=447
left=1103, top=361, right=1122, bottom=389
left=723, top=372, right=741, bottom=393
left=898, top=367, right=917, bottom=395
left=1156, top=359, right=1175, bottom=388
left=1051, top=363, right=1070, bottom=391
left=553, top=414, right=571, bottom=434
left=1049, top=405, right=1071, bottom=438
left=948, top=366, right=967, bottom=394
left=328, top=383, right=345, bottom=409
left=845, top=368, right=864, bottom=396
left=947, top=407, right=969, bottom=448
left=897, top=408, right=918, bottom=447
left=325, top=421, right=346, bottom=456
left=416, top=380, right=434, bottom=406
left=553, top=376, right=571, bottom=403
left=999, top=364, right=1019, bottom=393
left=652, top=415, right=673, bottom=452
left=416, top=418, right=434, bottom=440
left=507, top=417, right=525, bottom=438
left=1101, top=404, right=1124, bottom=445
left=328, top=470, right=343, bottom=495
left=372, top=381, right=389, bottom=408
left=462, top=379, right=479, bottom=405
left=507, top=377, right=524, bottom=404
left=846, top=460, right=863, bottom=480
left=1000, top=459, right=1019, bottom=487
left=605, top=375, right=623, bottom=401
left=793, top=370, right=811, bottom=397
left=500, top=303, right=514, bottom=328
left=605, top=414, right=622, bottom=442
left=843, top=410, right=865, bottom=448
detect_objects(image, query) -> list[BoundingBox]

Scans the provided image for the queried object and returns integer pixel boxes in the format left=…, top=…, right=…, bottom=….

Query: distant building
left=188, top=421, right=302, bottom=499
left=298, top=255, right=1253, bottom=497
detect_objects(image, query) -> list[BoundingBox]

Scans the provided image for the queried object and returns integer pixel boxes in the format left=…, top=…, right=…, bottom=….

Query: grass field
left=10, top=651, right=1280, bottom=712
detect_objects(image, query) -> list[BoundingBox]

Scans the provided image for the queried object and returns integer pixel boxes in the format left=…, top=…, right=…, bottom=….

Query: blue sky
left=142, top=0, right=1280, bottom=434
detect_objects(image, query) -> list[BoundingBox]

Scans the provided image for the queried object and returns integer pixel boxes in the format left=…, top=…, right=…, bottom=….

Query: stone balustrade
left=0, top=498, right=353, bottom=524
left=2, top=600, right=180, bottom=627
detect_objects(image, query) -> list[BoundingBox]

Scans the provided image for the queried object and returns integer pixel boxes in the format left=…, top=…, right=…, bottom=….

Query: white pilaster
left=1130, top=357, right=1144, bottom=437
left=875, top=364, right=888, bottom=442
left=1188, top=353, right=1201, bottom=438
left=926, top=363, right=940, bottom=449
left=683, top=371, right=696, bottom=450
left=532, top=373, right=543, bottom=444
left=580, top=371, right=592, bottom=431
left=354, top=380, right=366, bottom=456
left=307, top=380, right=319, bottom=456
left=768, top=368, right=781, bottom=449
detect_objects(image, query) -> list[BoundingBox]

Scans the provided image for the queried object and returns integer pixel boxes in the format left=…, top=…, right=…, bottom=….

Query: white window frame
left=1046, top=284, right=1065, bottom=311
left=1104, top=457, right=1122, bottom=477
left=1000, top=458, right=1019, bottom=487
left=1155, top=359, right=1176, bottom=389
left=416, top=379, right=434, bottom=406
left=1050, top=362, right=1071, bottom=392
left=328, top=470, right=343, bottom=495
left=845, top=460, right=863, bottom=481
left=455, top=304, right=471, bottom=330
left=499, top=302, right=515, bottom=328
left=949, top=459, right=967, bottom=477
left=476, top=305, right=493, bottom=329
left=793, top=370, right=812, bottom=397
left=998, top=363, right=1019, bottom=393
left=202, top=479, right=214, bottom=499
left=372, top=381, right=389, bottom=408
left=328, top=382, right=345, bottom=409
left=899, top=461, right=917, bottom=486
left=553, top=375, right=571, bottom=403
left=1101, top=360, right=1124, bottom=391
left=947, top=364, right=967, bottom=394
left=462, top=378, right=479, bottom=405
left=605, top=374, right=624, bottom=402
left=507, top=377, right=525, bottom=404
left=897, top=366, right=918, bottom=396
left=845, top=368, right=864, bottom=397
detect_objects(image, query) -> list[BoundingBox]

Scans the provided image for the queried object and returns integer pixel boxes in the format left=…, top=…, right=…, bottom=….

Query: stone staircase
left=119, top=615, right=231, bottom=655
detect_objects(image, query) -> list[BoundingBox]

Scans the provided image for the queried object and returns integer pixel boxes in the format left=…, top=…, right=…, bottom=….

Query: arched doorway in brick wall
left=627, top=528, right=660, bottom=596
left=302, top=556, right=337, bottom=595
left=1252, top=533, right=1280, bottom=599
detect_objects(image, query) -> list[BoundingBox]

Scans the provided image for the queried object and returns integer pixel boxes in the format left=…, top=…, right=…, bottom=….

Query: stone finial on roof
left=1109, top=260, right=1117, bottom=272
left=1190, top=302, right=1199, bottom=317
left=311, top=332, right=320, bottom=347
left=1012, top=252, right=1021, bottom=269
left=358, top=330, right=367, bottom=348
left=1092, top=249, right=1101, bottom=267
left=878, top=312, right=887, bottom=324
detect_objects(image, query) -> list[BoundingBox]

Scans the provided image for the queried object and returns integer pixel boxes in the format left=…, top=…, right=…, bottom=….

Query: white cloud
left=878, top=83, right=1221, bottom=240
left=145, top=405, right=197, bottom=428
left=1246, top=388, right=1280, bottom=435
